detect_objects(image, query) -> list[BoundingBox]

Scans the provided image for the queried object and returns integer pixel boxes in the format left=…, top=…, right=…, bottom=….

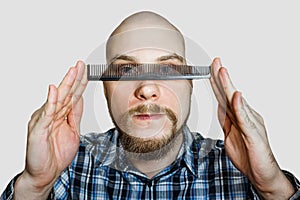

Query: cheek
left=178, top=87, right=192, bottom=123
left=105, top=82, right=136, bottom=118
left=105, top=81, right=192, bottom=127
left=179, top=90, right=192, bottom=123
left=177, top=82, right=192, bottom=109
left=161, top=81, right=192, bottom=125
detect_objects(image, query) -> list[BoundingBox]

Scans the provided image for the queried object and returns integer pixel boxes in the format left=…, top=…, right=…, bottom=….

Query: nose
left=134, top=82, right=160, bottom=101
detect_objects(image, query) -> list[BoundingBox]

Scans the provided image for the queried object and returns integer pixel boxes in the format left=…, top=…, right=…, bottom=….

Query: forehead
left=106, top=28, right=185, bottom=63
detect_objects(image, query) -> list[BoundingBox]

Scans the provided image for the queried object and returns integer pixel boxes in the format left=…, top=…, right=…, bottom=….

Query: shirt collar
left=180, top=126, right=200, bottom=177
left=85, top=126, right=202, bottom=178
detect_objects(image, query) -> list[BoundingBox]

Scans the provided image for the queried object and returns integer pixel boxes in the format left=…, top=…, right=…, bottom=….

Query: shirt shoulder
left=190, top=132, right=226, bottom=158
left=80, top=128, right=117, bottom=148
left=187, top=131, right=246, bottom=178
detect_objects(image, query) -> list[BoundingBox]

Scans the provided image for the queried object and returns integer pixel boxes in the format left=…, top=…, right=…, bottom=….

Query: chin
left=119, top=127, right=182, bottom=161
left=124, top=121, right=179, bottom=139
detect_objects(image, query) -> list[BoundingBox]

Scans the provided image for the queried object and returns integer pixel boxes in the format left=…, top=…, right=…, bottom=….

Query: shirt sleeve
left=49, top=170, right=70, bottom=199
left=0, top=169, right=70, bottom=200
left=282, top=170, right=300, bottom=200
left=0, top=173, right=22, bottom=200
left=249, top=170, right=300, bottom=200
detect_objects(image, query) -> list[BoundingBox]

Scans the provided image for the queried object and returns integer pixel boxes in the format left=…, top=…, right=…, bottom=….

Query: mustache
left=128, top=104, right=177, bottom=124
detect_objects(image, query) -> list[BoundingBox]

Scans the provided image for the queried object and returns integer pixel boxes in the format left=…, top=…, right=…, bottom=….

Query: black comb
left=87, top=64, right=210, bottom=81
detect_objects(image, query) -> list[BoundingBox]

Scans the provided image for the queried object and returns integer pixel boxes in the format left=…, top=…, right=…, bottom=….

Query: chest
left=67, top=166, right=250, bottom=200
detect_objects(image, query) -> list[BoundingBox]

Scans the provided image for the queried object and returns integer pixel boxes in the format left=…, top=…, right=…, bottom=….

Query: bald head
left=106, top=11, right=185, bottom=63
left=110, top=11, right=180, bottom=36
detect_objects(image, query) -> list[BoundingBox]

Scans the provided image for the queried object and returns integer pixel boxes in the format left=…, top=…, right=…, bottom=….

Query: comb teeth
left=87, top=64, right=211, bottom=81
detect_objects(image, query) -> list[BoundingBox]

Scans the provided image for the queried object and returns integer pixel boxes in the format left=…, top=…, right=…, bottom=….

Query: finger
left=211, top=58, right=222, bottom=86
left=210, top=71, right=227, bottom=108
left=232, top=91, right=260, bottom=137
left=28, top=106, right=44, bottom=131
left=210, top=59, right=237, bottom=117
left=242, top=98, right=264, bottom=126
left=55, top=67, right=77, bottom=112
left=55, top=62, right=88, bottom=121
left=57, top=61, right=87, bottom=121
left=217, top=104, right=232, bottom=137
left=63, top=61, right=86, bottom=105
left=217, top=104, right=226, bottom=126
left=210, top=58, right=227, bottom=107
left=70, top=61, right=88, bottom=106
left=210, top=59, right=237, bottom=121
left=210, top=59, right=241, bottom=125
left=219, top=67, right=237, bottom=105
left=240, top=98, right=268, bottom=144
left=67, top=97, right=84, bottom=135
left=35, top=85, right=58, bottom=131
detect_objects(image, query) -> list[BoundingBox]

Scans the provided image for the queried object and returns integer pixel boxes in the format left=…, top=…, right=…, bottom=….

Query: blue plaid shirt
left=2, top=127, right=300, bottom=199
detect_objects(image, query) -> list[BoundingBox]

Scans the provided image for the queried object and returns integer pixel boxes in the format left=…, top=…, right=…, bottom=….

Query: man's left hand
left=210, top=58, right=295, bottom=199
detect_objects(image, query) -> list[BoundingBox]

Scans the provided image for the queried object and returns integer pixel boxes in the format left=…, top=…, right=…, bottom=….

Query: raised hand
left=209, top=58, right=295, bottom=199
left=14, top=61, right=88, bottom=199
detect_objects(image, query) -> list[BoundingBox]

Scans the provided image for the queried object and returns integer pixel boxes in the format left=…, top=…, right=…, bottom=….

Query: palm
left=50, top=121, right=80, bottom=170
left=224, top=124, right=250, bottom=176
left=222, top=109, right=276, bottom=183
left=23, top=62, right=87, bottom=187
left=27, top=120, right=77, bottom=184
left=57, top=119, right=82, bottom=163
left=210, top=58, right=284, bottom=192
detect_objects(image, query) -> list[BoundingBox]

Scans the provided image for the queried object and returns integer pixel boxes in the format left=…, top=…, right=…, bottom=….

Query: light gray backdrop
left=1, top=0, right=299, bottom=192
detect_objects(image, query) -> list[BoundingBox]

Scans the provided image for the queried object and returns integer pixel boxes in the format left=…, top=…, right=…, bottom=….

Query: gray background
left=1, top=0, right=299, bottom=192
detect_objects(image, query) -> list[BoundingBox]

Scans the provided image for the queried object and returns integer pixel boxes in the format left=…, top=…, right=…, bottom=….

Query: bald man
left=1, top=11, right=299, bottom=199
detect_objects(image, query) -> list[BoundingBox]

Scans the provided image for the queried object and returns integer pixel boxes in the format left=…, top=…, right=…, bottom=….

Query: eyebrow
left=111, top=53, right=184, bottom=64
left=111, top=55, right=137, bottom=63
left=156, top=53, right=184, bottom=63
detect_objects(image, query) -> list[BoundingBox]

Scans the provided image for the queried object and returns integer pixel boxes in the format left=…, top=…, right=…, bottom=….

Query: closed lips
left=133, top=113, right=165, bottom=120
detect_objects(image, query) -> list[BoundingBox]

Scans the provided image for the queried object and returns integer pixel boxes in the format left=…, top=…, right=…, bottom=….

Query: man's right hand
left=14, top=61, right=88, bottom=199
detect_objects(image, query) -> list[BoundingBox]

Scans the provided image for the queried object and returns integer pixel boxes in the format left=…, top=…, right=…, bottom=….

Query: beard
left=115, top=104, right=183, bottom=160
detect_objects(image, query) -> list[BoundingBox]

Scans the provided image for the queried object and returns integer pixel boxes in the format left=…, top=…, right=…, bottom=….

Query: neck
left=128, top=132, right=183, bottom=179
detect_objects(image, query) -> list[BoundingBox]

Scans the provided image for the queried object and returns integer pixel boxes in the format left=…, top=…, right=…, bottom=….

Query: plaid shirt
left=2, top=126, right=300, bottom=199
